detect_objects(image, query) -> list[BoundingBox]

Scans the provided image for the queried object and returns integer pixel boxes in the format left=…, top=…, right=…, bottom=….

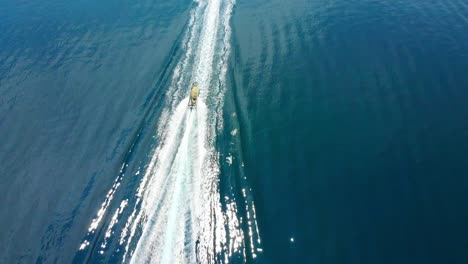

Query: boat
left=188, top=82, right=199, bottom=109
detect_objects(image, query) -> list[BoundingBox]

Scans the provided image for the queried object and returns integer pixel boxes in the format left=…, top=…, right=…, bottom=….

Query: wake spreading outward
left=77, top=0, right=262, bottom=263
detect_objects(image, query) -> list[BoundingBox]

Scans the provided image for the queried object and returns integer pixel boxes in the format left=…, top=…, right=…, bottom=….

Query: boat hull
left=188, top=83, right=199, bottom=108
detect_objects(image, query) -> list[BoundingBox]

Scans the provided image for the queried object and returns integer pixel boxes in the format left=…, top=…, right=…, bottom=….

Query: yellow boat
left=188, top=82, right=199, bottom=108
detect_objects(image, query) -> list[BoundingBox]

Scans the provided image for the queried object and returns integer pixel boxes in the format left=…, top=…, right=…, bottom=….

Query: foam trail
left=160, top=112, right=195, bottom=263
left=126, top=0, right=246, bottom=262
left=77, top=0, right=263, bottom=262
left=128, top=99, right=200, bottom=263
left=194, top=0, right=220, bottom=96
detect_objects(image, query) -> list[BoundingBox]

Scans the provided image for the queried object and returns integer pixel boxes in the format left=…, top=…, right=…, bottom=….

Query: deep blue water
left=1, top=0, right=468, bottom=263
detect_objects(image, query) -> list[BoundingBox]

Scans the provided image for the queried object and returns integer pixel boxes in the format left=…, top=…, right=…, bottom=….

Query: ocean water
left=1, top=0, right=468, bottom=263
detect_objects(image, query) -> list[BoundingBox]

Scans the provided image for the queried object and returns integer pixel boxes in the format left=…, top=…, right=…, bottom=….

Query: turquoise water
left=1, top=0, right=468, bottom=263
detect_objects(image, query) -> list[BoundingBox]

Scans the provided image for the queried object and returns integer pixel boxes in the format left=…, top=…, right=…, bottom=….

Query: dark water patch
left=232, top=0, right=468, bottom=263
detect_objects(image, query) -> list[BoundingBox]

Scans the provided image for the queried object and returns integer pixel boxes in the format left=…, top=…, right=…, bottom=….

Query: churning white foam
left=129, top=99, right=207, bottom=263
left=126, top=0, right=237, bottom=263
left=78, top=0, right=264, bottom=262
left=77, top=0, right=265, bottom=262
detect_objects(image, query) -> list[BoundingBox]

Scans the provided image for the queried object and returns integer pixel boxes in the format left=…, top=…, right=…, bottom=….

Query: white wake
left=126, top=0, right=236, bottom=263
left=78, top=0, right=263, bottom=262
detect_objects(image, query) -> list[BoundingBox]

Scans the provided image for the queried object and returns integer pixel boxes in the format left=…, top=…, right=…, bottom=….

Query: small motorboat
left=188, top=82, right=199, bottom=109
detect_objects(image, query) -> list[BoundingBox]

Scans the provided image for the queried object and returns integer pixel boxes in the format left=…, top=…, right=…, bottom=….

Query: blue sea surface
left=1, top=0, right=468, bottom=263
left=231, top=0, right=468, bottom=262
